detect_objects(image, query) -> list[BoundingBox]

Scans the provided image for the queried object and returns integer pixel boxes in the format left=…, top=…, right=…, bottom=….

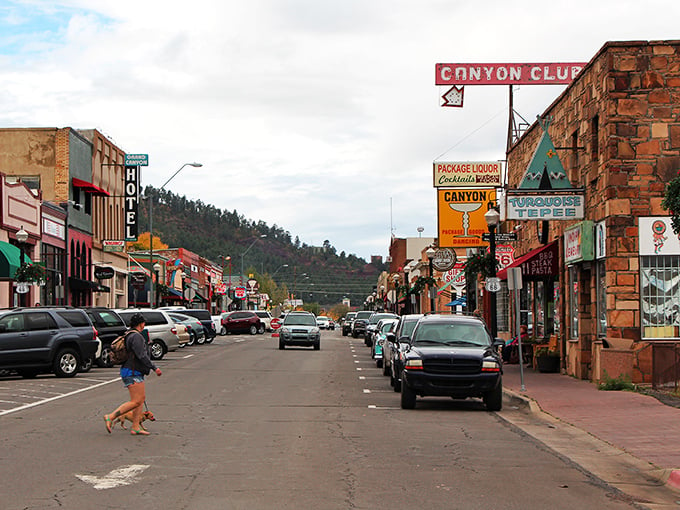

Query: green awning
left=0, top=241, right=23, bottom=279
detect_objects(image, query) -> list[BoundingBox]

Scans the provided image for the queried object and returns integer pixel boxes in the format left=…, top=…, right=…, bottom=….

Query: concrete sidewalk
left=502, top=363, right=680, bottom=494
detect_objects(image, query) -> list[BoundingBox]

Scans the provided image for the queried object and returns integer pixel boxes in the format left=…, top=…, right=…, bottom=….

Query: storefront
left=40, top=203, right=67, bottom=306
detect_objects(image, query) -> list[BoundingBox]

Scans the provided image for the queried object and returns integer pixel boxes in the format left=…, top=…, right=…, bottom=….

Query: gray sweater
left=121, top=330, right=157, bottom=375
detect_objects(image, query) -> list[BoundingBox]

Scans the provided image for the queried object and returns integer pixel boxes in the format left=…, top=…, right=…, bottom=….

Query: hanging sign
left=505, top=192, right=584, bottom=220
left=433, top=161, right=502, bottom=188
left=564, top=221, right=594, bottom=264
left=639, top=217, right=680, bottom=255
left=435, top=63, right=587, bottom=86
left=124, top=165, right=139, bottom=241
left=438, top=188, right=496, bottom=248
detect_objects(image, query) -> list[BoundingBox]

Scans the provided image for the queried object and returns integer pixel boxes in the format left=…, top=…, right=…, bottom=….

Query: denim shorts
left=120, top=367, right=145, bottom=387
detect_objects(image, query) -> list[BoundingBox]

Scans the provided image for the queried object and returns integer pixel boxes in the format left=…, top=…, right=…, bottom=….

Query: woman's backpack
left=110, top=330, right=135, bottom=365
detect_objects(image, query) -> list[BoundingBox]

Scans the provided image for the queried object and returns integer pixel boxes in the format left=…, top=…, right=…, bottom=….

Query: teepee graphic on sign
left=518, top=117, right=572, bottom=190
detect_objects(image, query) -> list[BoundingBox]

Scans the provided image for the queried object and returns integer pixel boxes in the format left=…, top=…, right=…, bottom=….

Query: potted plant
left=534, top=346, right=560, bottom=373
left=13, top=262, right=45, bottom=284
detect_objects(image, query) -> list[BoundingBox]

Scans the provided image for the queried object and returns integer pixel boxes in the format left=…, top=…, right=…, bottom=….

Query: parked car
left=278, top=311, right=320, bottom=350
left=168, top=312, right=205, bottom=345
left=398, top=314, right=504, bottom=411
left=371, top=318, right=398, bottom=368
left=116, top=309, right=181, bottom=360
left=351, top=310, right=373, bottom=339
left=212, top=315, right=223, bottom=335
left=385, top=314, right=423, bottom=391
left=364, top=312, right=398, bottom=347
left=82, top=307, right=127, bottom=368
left=221, top=311, right=265, bottom=335
left=254, top=310, right=273, bottom=331
left=316, top=316, right=330, bottom=329
left=342, top=312, right=357, bottom=336
left=176, top=309, right=216, bottom=343
left=0, top=307, right=98, bottom=378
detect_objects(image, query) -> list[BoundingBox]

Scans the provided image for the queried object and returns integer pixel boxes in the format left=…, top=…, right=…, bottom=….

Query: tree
left=126, top=232, right=169, bottom=252
left=662, top=175, right=680, bottom=235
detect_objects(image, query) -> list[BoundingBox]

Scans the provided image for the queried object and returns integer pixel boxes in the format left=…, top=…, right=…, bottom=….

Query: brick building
left=502, top=40, right=680, bottom=382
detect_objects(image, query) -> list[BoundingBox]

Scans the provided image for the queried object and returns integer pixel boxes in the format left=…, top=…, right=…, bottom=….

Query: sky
left=1, top=0, right=679, bottom=261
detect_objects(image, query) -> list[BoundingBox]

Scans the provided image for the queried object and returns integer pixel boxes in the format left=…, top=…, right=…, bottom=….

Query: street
left=0, top=330, right=644, bottom=509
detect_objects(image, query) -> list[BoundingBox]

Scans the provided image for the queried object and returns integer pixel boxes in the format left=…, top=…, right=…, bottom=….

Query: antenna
left=390, top=197, right=395, bottom=238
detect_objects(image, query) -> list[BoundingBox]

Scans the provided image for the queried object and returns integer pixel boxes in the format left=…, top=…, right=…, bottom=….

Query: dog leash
left=144, top=400, right=149, bottom=412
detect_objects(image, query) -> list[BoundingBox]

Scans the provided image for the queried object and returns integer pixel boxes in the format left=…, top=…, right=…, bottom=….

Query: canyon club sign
left=435, top=62, right=587, bottom=86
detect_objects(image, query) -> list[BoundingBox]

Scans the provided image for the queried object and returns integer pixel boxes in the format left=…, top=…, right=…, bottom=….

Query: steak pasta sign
left=435, top=63, right=586, bottom=86
left=505, top=193, right=584, bottom=220
left=433, top=161, right=502, bottom=187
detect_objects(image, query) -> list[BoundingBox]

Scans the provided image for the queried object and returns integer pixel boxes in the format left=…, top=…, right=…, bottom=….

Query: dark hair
left=130, top=312, right=146, bottom=328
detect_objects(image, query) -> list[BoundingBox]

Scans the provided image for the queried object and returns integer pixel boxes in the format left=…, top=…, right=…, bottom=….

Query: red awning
left=497, top=241, right=559, bottom=280
left=72, top=177, right=110, bottom=196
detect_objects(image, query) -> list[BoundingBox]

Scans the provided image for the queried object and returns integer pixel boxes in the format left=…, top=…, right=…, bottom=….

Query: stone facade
left=506, top=40, right=680, bottom=381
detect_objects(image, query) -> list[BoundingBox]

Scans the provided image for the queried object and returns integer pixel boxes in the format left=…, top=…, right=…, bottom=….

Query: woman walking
left=104, top=312, right=162, bottom=435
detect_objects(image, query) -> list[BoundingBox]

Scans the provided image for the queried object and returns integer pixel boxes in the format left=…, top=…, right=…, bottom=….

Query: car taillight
left=92, top=326, right=98, bottom=339
left=171, top=327, right=177, bottom=335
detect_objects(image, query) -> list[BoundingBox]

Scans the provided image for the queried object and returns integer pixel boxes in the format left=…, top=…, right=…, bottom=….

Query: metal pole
left=149, top=196, right=154, bottom=308
left=489, top=224, right=497, bottom=339
left=516, top=288, right=526, bottom=391
left=429, top=259, right=436, bottom=313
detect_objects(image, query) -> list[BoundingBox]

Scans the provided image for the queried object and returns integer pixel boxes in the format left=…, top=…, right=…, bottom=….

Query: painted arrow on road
left=76, top=464, right=150, bottom=490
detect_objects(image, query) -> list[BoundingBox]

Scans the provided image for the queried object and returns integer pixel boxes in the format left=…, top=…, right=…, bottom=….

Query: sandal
left=104, top=415, right=112, bottom=434
left=130, top=429, right=150, bottom=436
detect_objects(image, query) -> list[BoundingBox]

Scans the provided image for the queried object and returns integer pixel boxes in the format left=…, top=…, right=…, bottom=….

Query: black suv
left=342, top=312, right=357, bottom=336
left=398, top=314, right=504, bottom=411
left=178, top=309, right=216, bottom=343
left=0, top=307, right=98, bottom=378
left=351, top=311, right=373, bottom=338
left=384, top=314, right=423, bottom=391
left=83, top=307, right=127, bottom=368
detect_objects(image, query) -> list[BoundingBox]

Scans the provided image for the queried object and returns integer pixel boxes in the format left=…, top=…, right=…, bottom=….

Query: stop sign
left=270, top=318, right=282, bottom=330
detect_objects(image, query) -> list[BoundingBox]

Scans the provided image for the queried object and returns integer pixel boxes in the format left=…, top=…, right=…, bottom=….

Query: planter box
left=536, top=355, right=560, bottom=373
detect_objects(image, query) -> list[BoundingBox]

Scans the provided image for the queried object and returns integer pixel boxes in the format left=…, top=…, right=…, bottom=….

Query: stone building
left=502, top=40, right=680, bottom=382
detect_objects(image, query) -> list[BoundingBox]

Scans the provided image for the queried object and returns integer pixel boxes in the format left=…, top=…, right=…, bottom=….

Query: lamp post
left=148, top=162, right=202, bottom=308
left=484, top=207, right=501, bottom=339
left=391, top=274, right=399, bottom=314
left=272, top=263, right=288, bottom=277
left=153, top=262, right=161, bottom=308
left=240, top=234, right=267, bottom=285
left=16, top=226, right=29, bottom=307
left=426, top=246, right=436, bottom=313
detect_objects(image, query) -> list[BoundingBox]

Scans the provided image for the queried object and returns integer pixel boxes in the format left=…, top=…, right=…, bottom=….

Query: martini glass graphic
left=449, top=202, right=482, bottom=237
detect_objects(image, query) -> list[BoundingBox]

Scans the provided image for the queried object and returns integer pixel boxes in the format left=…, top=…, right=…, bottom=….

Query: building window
left=569, top=266, right=579, bottom=339
left=596, top=260, right=607, bottom=337
left=641, top=255, right=680, bottom=339
left=497, top=282, right=509, bottom=333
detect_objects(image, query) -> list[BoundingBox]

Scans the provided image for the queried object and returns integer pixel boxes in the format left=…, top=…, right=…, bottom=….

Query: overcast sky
left=1, top=1, right=679, bottom=261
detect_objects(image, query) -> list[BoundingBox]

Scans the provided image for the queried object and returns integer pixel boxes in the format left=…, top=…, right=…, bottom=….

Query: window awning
left=497, top=241, right=559, bottom=281
left=164, top=288, right=183, bottom=297
left=0, top=241, right=22, bottom=279
left=72, top=177, right=110, bottom=197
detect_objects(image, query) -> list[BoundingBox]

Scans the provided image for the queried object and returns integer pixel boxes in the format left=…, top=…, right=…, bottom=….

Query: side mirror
left=386, top=332, right=395, bottom=343
left=398, top=335, right=411, bottom=345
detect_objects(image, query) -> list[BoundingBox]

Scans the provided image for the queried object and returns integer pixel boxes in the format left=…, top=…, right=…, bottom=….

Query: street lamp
left=272, top=263, right=289, bottom=277
left=426, top=246, right=436, bottom=313
left=16, top=226, right=29, bottom=307
left=392, top=273, right=400, bottom=314
left=240, top=234, right=267, bottom=286
left=484, top=207, right=501, bottom=339
left=153, top=262, right=161, bottom=308
left=149, top=162, right=202, bottom=307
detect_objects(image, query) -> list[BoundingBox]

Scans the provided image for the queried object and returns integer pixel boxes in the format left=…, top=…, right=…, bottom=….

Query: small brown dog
left=114, top=410, right=155, bottom=430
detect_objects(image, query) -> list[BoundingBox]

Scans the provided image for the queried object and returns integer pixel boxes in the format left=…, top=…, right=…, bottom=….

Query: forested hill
left=137, top=186, right=385, bottom=307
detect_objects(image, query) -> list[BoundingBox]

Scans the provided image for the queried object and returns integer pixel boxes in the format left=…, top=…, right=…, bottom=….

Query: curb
left=503, top=388, right=542, bottom=414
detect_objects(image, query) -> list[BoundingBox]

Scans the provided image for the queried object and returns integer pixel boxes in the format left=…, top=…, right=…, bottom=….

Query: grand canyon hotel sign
left=435, top=63, right=586, bottom=86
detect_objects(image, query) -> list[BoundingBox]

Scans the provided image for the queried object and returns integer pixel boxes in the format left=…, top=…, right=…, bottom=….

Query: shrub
left=598, top=371, right=636, bottom=391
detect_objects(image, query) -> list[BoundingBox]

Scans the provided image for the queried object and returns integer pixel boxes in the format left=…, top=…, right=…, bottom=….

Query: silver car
left=116, top=309, right=181, bottom=360
left=278, top=312, right=320, bottom=350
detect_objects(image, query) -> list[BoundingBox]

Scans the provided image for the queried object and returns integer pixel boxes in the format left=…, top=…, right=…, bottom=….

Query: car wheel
left=204, top=334, right=214, bottom=344
left=279, top=339, right=285, bottom=350
left=97, top=345, right=114, bottom=368
left=400, top=378, right=416, bottom=409
left=220, top=326, right=226, bottom=336
left=186, top=331, right=196, bottom=346
left=342, top=330, right=347, bottom=337
left=382, top=360, right=390, bottom=376
left=393, top=374, right=401, bottom=392
left=483, top=381, right=503, bottom=412
left=249, top=325, right=258, bottom=335
left=257, top=325, right=265, bottom=335
left=352, top=332, right=357, bottom=338
left=376, top=358, right=383, bottom=369
left=53, top=348, right=80, bottom=378
left=314, top=341, right=320, bottom=350
left=149, top=340, right=165, bottom=361
left=196, top=333, right=205, bottom=345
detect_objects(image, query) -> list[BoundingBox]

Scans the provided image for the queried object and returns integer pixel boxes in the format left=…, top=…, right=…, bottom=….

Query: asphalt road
left=0, top=329, right=643, bottom=510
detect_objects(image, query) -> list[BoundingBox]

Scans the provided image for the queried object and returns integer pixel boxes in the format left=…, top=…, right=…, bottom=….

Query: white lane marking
left=356, top=368, right=363, bottom=371
left=359, top=376, right=366, bottom=380
left=368, top=405, right=377, bottom=409
left=183, top=354, right=194, bottom=359
left=0, top=378, right=119, bottom=417
left=363, top=389, right=371, bottom=393
left=76, top=464, right=150, bottom=490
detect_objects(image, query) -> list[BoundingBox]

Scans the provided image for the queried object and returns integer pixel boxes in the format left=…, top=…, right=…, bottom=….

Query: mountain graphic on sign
left=518, top=117, right=572, bottom=190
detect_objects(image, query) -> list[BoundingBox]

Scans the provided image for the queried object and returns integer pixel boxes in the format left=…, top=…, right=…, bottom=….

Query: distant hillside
left=140, top=186, right=384, bottom=307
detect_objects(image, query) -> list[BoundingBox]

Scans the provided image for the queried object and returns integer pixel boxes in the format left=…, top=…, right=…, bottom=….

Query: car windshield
left=369, top=314, right=395, bottom=324
left=412, top=322, right=490, bottom=347
left=380, top=321, right=395, bottom=333
left=284, top=315, right=316, bottom=326
left=401, top=319, right=420, bottom=338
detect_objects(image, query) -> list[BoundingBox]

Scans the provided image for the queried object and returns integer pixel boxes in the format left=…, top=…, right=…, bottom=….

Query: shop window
left=596, top=260, right=607, bottom=337
left=496, top=282, right=509, bottom=333
left=641, top=255, right=680, bottom=339
left=569, top=266, right=579, bottom=339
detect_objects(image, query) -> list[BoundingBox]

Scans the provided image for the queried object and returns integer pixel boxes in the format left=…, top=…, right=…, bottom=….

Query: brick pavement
left=502, top=363, right=680, bottom=488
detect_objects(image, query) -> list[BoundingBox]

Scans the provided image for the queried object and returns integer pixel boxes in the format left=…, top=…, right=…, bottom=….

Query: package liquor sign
left=435, top=63, right=587, bottom=86
left=433, top=161, right=502, bottom=188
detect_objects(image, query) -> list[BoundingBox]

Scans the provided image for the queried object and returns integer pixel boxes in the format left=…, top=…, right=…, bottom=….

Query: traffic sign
left=271, top=318, right=282, bottom=330
left=482, top=232, right=517, bottom=242
left=485, top=277, right=501, bottom=292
